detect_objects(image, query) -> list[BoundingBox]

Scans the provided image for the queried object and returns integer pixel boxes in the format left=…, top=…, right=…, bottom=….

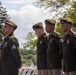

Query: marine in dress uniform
left=60, top=18, right=76, bottom=75
left=72, top=22, right=76, bottom=32
left=1, top=20, right=22, bottom=75
left=32, top=22, right=48, bottom=75
left=45, top=19, right=62, bottom=75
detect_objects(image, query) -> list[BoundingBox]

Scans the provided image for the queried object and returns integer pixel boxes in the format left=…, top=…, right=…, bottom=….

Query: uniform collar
left=7, top=33, right=13, bottom=37
left=4, top=33, right=13, bottom=40
left=38, top=33, right=45, bottom=39
left=64, top=30, right=73, bottom=38
left=65, top=30, right=71, bottom=35
left=49, top=30, right=54, bottom=36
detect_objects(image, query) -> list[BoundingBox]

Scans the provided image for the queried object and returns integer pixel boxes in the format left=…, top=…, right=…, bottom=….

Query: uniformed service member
left=32, top=22, right=48, bottom=75
left=60, top=18, right=76, bottom=75
left=72, top=22, right=76, bottom=32
left=1, top=20, right=22, bottom=75
left=45, top=19, right=62, bottom=75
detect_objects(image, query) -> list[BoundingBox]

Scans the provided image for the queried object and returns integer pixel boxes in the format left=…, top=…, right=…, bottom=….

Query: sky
left=1, top=0, right=60, bottom=48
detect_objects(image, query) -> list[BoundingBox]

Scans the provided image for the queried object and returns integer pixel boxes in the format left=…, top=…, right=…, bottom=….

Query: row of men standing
left=32, top=18, right=76, bottom=75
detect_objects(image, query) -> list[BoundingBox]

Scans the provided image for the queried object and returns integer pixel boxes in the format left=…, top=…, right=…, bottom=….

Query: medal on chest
left=50, top=39, right=53, bottom=43
left=67, top=39, right=70, bottom=44
left=40, top=41, right=42, bottom=44
left=3, top=42, right=7, bottom=48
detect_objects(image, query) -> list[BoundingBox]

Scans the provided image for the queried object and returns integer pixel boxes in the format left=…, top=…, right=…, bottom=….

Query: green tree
left=63, top=1, right=76, bottom=22
left=56, top=22, right=64, bottom=36
left=0, top=1, right=10, bottom=44
left=36, top=0, right=71, bottom=8
left=20, top=32, right=37, bottom=66
left=0, top=25, right=3, bottom=44
left=35, top=0, right=74, bottom=19
left=23, top=32, right=37, bottom=51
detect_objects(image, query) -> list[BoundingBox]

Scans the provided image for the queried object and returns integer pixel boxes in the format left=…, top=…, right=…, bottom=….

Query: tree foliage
left=23, top=32, right=37, bottom=51
left=20, top=32, right=37, bottom=66
left=0, top=25, right=3, bottom=44
left=37, top=0, right=71, bottom=8
left=0, top=2, right=10, bottom=44
left=35, top=0, right=74, bottom=19
left=63, top=1, right=76, bottom=22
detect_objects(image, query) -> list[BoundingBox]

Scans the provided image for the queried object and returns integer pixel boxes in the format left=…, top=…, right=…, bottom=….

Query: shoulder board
left=43, top=33, right=49, bottom=38
left=12, top=38, right=18, bottom=43
left=10, top=35, right=18, bottom=43
left=70, top=30, right=76, bottom=38
left=72, top=33, right=76, bottom=38
left=10, top=35, right=15, bottom=39
left=54, top=31, right=62, bottom=38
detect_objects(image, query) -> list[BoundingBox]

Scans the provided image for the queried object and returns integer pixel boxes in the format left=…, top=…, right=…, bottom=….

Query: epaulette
left=70, top=30, right=76, bottom=38
left=45, top=33, right=49, bottom=38
left=43, top=33, right=49, bottom=39
left=72, top=32, right=76, bottom=38
left=10, top=35, right=15, bottom=39
left=10, top=35, right=18, bottom=43
left=74, top=34, right=76, bottom=38
left=54, top=31, right=62, bottom=38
